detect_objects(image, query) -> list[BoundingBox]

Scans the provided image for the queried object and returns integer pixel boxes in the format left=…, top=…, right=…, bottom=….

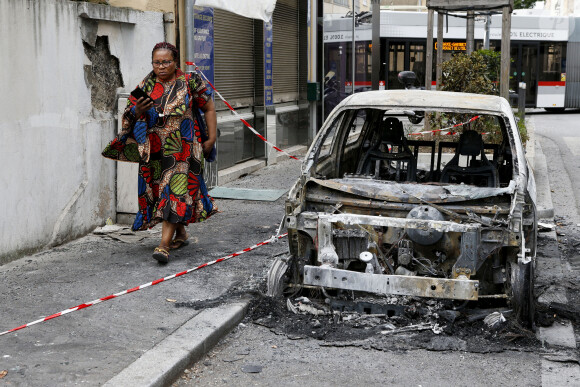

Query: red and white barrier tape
left=188, top=63, right=482, bottom=148
left=186, top=62, right=300, bottom=161
left=0, top=233, right=287, bottom=337
left=409, top=115, right=480, bottom=136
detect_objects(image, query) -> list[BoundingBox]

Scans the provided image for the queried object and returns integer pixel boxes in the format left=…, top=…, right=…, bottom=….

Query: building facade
left=0, top=0, right=312, bottom=263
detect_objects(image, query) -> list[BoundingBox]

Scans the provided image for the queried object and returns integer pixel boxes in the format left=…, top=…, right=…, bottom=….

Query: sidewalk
left=0, top=150, right=305, bottom=386
left=0, top=122, right=563, bottom=386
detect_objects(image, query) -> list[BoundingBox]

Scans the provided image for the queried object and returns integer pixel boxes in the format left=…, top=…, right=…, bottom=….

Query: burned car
left=269, top=90, right=536, bottom=326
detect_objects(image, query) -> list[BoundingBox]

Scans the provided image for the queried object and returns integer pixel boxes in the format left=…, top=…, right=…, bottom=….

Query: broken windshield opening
left=313, top=108, right=513, bottom=188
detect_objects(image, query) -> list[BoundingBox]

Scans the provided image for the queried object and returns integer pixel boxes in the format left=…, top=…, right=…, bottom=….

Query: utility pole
left=425, top=9, right=434, bottom=90
left=484, top=14, right=491, bottom=49
left=466, top=10, right=474, bottom=54
left=352, top=0, right=356, bottom=94
left=500, top=5, right=511, bottom=100
left=371, top=0, right=380, bottom=90
left=436, top=12, right=443, bottom=89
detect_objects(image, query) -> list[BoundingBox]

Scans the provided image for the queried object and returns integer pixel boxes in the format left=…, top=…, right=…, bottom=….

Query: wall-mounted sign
left=264, top=19, right=273, bottom=106
left=194, top=7, right=214, bottom=86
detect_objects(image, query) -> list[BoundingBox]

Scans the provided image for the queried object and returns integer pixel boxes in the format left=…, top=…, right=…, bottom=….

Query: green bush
left=440, top=49, right=500, bottom=95
left=433, top=49, right=527, bottom=144
left=516, top=111, right=529, bottom=144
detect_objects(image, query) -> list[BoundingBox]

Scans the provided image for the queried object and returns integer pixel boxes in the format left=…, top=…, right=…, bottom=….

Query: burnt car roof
left=333, top=90, right=512, bottom=115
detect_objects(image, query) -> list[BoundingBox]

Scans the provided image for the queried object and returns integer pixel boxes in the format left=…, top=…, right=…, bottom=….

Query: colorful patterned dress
left=102, top=69, right=218, bottom=231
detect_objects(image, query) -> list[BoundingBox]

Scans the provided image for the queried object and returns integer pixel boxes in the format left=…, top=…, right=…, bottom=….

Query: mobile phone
left=130, top=88, right=152, bottom=101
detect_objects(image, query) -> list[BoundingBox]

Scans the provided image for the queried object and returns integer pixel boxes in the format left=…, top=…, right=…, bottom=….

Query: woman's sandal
left=152, top=246, right=170, bottom=263
left=170, top=238, right=189, bottom=250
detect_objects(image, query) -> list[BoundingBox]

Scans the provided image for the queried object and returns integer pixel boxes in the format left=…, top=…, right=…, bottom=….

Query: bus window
left=355, top=42, right=371, bottom=92
left=388, top=42, right=406, bottom=89
left=539, top=42, right=566, bottom=82
left=409, top=43, right=426, bottom=87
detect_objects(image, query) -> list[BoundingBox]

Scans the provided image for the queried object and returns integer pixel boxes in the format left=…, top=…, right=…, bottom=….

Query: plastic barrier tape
left=186, top=62, right=300, bottom=161
left=0, top=234, right=288, bottom=337
left=409, top=115, right=481, bottom=136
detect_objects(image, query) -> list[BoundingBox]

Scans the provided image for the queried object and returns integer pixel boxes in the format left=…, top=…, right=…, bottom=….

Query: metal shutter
left=214, top=8, right=255, bottom=108
left=273, top=0, right=299, bottom=102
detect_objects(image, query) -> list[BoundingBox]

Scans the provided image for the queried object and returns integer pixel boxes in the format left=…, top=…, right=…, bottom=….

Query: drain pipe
left=185, top=0, right=195, bottom=72
left=164, top=12, right=176, bottom=45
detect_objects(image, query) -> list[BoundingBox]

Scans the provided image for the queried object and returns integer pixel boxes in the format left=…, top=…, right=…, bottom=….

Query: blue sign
left=194, top=7, right=214, bottom=86
left=264, top=20, right=273, bottom=106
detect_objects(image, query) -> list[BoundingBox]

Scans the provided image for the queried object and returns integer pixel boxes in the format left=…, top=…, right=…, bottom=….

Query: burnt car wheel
left=266, top=254, right=292, bottom=298
left=506, top=260, right=535, bottom=328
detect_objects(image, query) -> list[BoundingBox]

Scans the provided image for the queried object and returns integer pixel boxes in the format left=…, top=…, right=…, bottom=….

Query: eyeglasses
left=152, top=60, right=174, bottom=67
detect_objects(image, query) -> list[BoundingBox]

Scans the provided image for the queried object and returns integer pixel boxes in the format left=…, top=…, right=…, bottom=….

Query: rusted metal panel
left=303, top=266, right=479, bottom=300
left=318, top=213, right=481, bottom=233
left=309, top=178, right=516, bottom=203
left=304, top=193, right=511, bottom=215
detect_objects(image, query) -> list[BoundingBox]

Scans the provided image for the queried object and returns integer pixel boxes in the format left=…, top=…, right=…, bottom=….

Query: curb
left=529, top=117, right=577, bottom=351
left=104, top=298, right=251, bottom=387
left=525, top=117, right=554, bottom=219
left=533, top=141, right=555, bottom=219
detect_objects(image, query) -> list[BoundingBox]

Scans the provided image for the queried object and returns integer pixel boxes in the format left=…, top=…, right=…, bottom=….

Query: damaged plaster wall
left=83, top=36, right=125, bottom=112
left=0, top=0, right=163, bottom=264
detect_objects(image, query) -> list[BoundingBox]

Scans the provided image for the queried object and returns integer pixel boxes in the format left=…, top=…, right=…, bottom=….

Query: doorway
left=510, top=42, right=539, bottom=107
left=386, top=40, right=426, bottom=89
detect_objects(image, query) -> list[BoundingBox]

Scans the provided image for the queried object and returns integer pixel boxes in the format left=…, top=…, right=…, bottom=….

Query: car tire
left=506, top=259, right=535, bottom=329
left=266, top=254, right=291, bottom=298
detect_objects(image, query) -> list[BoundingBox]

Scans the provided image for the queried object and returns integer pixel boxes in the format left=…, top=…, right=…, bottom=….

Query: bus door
left=386, top=40, right=426, bottom=89
left=537, top=42, right=567, bottom=109
left=510, top=42, right=540, bottom=107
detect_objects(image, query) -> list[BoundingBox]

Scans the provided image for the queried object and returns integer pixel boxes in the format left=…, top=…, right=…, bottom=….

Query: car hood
left=307, top=177, right=516, bottom=203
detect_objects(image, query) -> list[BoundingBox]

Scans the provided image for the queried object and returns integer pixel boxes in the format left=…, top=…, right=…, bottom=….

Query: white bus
left=323, top=11, right=577, bottom=111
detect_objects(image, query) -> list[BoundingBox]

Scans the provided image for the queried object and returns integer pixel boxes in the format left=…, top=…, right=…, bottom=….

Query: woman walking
left=103, top=42, right=218, bottom=263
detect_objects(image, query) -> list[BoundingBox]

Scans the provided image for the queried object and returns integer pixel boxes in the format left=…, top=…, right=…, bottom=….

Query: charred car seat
left=440, top=130, right=498, bottom=187
left=356, top=117, right=417, bottom=182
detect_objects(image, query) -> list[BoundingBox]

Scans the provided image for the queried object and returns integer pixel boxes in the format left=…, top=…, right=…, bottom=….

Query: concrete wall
left=109, top=0, right=173, bottom=12
left=0, top=0, right=164, bottom=264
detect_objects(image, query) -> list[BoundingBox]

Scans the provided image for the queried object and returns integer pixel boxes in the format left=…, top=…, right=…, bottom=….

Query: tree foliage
left=514, top=0, right=536, bottom=9
left=440, top=49, right=501, bottom=95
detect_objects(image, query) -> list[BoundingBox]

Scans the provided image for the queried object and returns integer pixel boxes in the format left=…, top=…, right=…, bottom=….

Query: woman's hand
left=134, top=97, right=154, bottom=118
left=200, top=99, right=218, bottom=158
left=202, top=138, right=216, bottom=157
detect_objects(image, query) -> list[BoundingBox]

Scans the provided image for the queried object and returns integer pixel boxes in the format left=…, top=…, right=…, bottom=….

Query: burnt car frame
left=269, top=90, right=537, bottom=326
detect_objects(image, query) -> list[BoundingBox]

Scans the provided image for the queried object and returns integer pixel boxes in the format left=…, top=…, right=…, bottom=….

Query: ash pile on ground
left=245, top=294, right=542, bottom=354
left=548, top=217, right=580, bottom=333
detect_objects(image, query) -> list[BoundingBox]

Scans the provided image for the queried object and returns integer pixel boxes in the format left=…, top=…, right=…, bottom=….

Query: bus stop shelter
left=425, top=0, right=514, bottom=99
